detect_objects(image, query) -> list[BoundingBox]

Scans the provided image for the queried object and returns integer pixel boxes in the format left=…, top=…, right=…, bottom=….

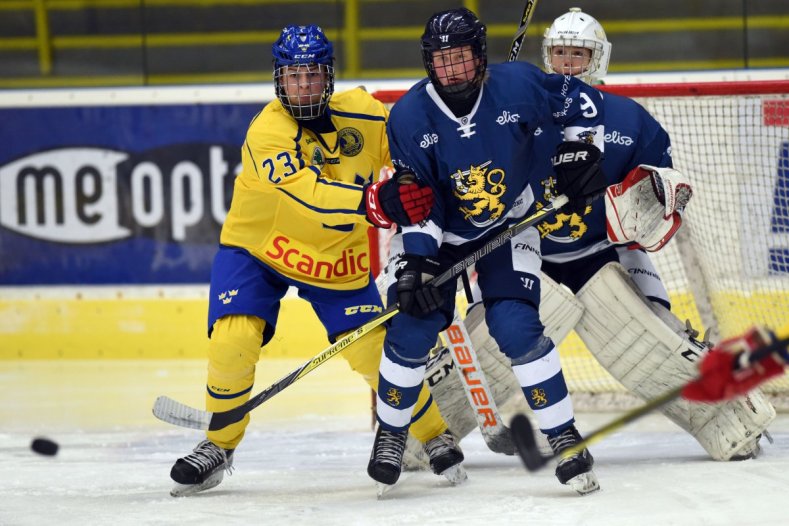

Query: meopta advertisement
left=0, top=101, right=261, bottom=285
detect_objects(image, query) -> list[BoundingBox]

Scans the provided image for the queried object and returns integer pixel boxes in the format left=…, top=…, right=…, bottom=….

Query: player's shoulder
left=329, top=87, right=388, bottom=121
left=486, top=62, right=549, bottom=100
left=490, top=61, right=546, bottom=82
left=390, top=79, right=431, bottom=116
left=603, top=91, right=663, bottom=128
left=248, top=100, right=298, bottom=141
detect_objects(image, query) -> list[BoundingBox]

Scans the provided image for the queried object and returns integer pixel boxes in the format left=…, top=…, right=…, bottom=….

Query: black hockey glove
left=552, top=141, right=607, bottom=214
left=395, top=254, right=445, bottom=317
left=363, top=170, right=434, bottom=229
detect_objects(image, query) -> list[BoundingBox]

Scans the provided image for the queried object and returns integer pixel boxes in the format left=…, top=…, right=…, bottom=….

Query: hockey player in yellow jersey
left=169, top=24, right=465, bottom=497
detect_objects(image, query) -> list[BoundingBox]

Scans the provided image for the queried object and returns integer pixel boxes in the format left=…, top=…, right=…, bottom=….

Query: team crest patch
left=530, top=387, right=548, bottom=407
left=386, top=387, right=402, bottom=406
left=450, top=160, right=507, bottom=226
left=338, top=127, right=364, bottom=156
left=311, top=146, right=325, bottom=168
left=536, top=176, right=590, bottom=241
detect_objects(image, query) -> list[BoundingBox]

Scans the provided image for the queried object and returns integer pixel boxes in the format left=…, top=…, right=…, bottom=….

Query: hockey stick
left=152, top=195, right=569, bottom=431
left=441, top=308, right=516, bottom=455
left=510, top=335, right=789, bottom=471
left=508, top=0, right=539, bottom=62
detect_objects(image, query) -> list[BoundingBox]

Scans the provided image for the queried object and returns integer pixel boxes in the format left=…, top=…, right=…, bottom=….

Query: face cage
left=542, top=38, right=605, bottom=83
left=423, top=43, right=487, bottom=100
left=274, top=63, right=335, bottom=120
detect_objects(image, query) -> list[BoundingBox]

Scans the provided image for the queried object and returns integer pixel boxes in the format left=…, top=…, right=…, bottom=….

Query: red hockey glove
left=363, top=171, right=434, bottom=229
left=682, top=327, right=786, bottom=403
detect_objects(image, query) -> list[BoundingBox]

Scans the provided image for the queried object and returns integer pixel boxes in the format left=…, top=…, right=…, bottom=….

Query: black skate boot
left=547, top=425, right=600, bottom=495
left=170, top=439, right=234, bottom=497
left=423, top=430, right=467, bottom=485
left=367, top=425, right=408, bottom=493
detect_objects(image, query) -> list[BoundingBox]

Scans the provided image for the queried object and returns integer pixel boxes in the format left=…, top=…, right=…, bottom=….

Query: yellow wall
left=0, top=296, right=328, bottom=360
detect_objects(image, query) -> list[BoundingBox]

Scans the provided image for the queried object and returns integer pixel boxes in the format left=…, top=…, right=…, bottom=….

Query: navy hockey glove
left=395, top=254, right=445, bottom=317
left=552, top=141, right=607, bottom=214
left=363, top=171, right=434, bottom=229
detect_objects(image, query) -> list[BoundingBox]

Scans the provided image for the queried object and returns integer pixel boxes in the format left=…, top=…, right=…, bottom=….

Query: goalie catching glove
left=605, top=165, right=692, bottom=252
left=682, top=327, right=788, bottom=403
left=552, top=141, right=608, bottom=214
left=364, top=170, right=434, bottom=229
left=395, top=254, right=445, bottom=317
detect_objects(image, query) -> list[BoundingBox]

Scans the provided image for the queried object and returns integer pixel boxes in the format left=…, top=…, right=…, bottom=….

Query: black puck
left=31, top=437, right=59, bottom=456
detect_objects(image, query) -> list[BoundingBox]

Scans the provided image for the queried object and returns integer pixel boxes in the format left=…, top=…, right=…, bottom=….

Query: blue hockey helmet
left=272, top=25, right=335, bottom=119
left=421, top=8, right=487, bottom=102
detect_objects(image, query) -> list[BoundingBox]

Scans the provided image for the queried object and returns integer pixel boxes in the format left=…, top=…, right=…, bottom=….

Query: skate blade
left=376, top=482, right=396, bottom=499
left=440, top=464, right=468, bottom=486
left=567, top=471, right=600, bottom=496
left=170, top=473, right=223, bottom=497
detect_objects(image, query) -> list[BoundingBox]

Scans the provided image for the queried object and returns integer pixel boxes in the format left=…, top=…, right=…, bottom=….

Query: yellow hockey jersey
left=220, top=88, right=390, bottom=290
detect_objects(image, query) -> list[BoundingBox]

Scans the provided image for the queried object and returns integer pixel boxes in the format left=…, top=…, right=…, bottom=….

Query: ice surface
left=2, top=360, right=787, bottom=526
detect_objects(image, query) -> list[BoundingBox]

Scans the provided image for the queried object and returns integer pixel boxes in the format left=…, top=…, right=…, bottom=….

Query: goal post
left=371, top=80, right=789, bottom=402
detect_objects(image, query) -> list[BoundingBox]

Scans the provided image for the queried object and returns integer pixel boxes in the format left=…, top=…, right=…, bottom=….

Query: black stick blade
left=510, top=413, right=550, bottom=471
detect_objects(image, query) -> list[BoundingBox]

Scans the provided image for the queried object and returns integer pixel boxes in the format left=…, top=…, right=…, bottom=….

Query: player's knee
left=384, top=313, right=444, bottom=364
left=486, top=299, right=549, bottom=363
left=383, top=339, right=431, bottom=365
left=343, top=326, right=386, bottom=385
left=208, top=315, right=265, bottom=375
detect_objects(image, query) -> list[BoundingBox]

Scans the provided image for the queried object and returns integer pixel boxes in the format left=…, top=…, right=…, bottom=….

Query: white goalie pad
left=575, top=262, right=776, bottom=460
left=539, top=272, right=585, bottom=344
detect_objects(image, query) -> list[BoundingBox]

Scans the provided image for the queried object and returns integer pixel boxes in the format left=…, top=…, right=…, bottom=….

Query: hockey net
left=371, top=80, right=789, bottom=407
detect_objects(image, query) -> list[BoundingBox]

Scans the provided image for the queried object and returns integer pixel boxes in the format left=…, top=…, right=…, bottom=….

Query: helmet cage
left=421, top=9, right=487, bottom=100
left=271, top=25, right=335, bottom=119
left=274, top=63, right=335, bottom=120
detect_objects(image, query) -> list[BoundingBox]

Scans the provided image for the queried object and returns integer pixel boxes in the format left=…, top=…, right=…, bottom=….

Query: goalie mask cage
left=372, top=80, right=789, bottom=408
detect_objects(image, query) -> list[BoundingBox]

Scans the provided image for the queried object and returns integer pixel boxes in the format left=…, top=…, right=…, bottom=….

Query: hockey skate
left=547, top=426, right=600, bottom=495
left=730, top=431, right=773, bottom=460
left=368, top=425, right=408, bottom=496
left=423, top=431, right=467, bottom=485
left=170, top=439, right=234, bottom=497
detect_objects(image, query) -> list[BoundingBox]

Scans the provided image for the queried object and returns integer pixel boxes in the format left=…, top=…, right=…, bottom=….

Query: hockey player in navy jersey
left=434, top=8, right=774, bottom=465
left=167, top=24, right=466, bottom=497
left=367, top=7, right=607, bottom=495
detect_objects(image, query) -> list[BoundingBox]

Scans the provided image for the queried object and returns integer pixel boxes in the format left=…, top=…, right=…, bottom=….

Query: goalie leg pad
left=538, top=272, right=585, bottom=344
left=575, top=262, right=776, bottom=461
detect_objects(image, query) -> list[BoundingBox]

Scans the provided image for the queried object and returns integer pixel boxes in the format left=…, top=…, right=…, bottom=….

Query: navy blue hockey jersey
left=387, top=61, right=606, bottom=257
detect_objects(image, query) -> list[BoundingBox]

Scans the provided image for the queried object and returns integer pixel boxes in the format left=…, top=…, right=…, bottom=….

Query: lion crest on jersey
left=450, top=161, right=507, bottom=226
left=536, top=176, right=590, bottom=240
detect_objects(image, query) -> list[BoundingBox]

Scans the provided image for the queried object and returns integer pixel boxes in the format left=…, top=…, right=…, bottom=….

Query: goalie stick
left=510, top=335, right=789, bottom=472
left=508, top=0, right=539, bottom=62
left=441, top=307, right=516, bottom=455
left=152, top=195, right=569, bottom=431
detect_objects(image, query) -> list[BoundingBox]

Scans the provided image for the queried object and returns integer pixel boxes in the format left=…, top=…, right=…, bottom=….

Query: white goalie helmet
left=542, top=7, right=612, bottom=84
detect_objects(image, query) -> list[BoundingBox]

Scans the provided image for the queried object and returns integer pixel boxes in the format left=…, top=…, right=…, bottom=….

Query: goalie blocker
left=420, top=263, right=774, bottom=462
